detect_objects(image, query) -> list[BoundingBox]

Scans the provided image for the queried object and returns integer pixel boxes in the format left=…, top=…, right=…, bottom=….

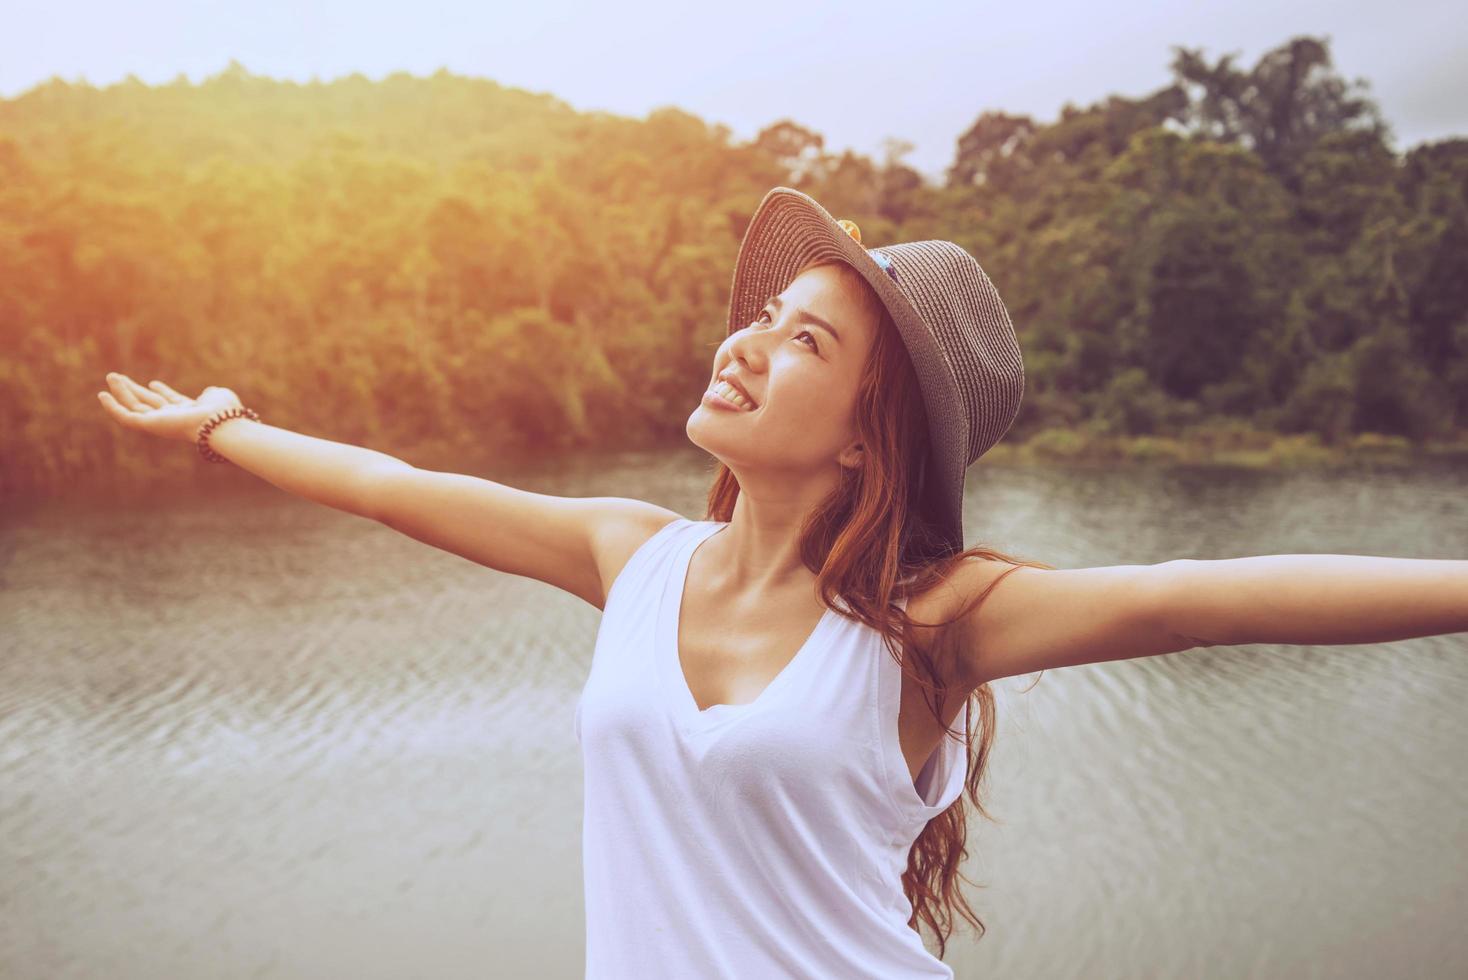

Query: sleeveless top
left=574, top=518, right=969, bottom=979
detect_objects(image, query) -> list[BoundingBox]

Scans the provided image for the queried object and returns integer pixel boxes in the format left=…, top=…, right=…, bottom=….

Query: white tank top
left=574, top=518, right=969, bottom=978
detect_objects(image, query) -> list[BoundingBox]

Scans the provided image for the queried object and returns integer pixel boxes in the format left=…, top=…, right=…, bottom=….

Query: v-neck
left=659, top=521, right=838, bottom=731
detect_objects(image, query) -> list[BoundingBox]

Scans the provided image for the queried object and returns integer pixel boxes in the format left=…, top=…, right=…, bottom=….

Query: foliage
left=1, top=39, right=1464, bottom=499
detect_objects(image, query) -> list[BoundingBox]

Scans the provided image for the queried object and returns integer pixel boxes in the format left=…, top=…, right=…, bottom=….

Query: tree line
left=1, top=35, right=1464, bottom=501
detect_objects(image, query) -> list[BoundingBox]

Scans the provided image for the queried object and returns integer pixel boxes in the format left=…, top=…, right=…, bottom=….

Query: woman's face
left=687, top=263, right=880, bottom=481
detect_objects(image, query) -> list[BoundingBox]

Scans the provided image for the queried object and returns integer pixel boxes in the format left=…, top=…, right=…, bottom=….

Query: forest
left=2, top=34, right=1465, bottom=501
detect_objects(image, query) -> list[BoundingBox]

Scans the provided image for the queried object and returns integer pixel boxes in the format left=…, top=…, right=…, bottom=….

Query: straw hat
left=726, top=186, right=1025, bottom=560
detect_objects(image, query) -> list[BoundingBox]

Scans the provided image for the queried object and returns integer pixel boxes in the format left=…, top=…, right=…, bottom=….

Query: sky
left=4, top=0, right=1464, bottom=182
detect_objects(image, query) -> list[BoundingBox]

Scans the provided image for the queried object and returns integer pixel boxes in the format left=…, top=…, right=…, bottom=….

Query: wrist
left=196, top=406, right=262, bottom=462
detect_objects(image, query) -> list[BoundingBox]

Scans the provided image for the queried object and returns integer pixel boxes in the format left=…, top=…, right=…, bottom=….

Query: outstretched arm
left=1153, top=554, right=1468, bottom=648
left=935, top=555, right=1468, bottom=686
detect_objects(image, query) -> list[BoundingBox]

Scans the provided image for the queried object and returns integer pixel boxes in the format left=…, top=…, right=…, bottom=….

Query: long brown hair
left=703, top=260, right=1054, bottom=958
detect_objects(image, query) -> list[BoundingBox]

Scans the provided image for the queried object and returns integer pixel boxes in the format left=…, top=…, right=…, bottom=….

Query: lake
left=2, top=445, right=1466, bottom=979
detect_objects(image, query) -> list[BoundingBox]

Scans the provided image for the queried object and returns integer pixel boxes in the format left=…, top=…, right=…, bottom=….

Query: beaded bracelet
left=196, top=406, right=262, bottom=463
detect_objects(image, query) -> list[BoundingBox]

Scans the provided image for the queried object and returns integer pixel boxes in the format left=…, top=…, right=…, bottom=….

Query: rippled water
left=2, top=447, right=1466, bottom=979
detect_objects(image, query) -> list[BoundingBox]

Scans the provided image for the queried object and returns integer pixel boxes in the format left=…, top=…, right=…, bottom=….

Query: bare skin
left=95, top=373, right=243, bottom=443
left=683, top=262, right=971, bottom=791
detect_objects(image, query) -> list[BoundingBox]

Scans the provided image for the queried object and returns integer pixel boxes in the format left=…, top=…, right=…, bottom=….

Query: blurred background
left=2, top=2, right=1466, bottom=978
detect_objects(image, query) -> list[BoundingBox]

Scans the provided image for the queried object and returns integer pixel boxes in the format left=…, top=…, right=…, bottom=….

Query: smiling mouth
left=708, top=379, right=756, bottom=410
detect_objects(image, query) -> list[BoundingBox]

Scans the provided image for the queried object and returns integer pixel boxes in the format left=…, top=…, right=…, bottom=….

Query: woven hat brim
left=725, top=187, right=969, bottom=559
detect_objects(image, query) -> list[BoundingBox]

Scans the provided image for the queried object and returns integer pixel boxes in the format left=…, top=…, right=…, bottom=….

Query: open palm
left=97, top=373, right=242, bottom=444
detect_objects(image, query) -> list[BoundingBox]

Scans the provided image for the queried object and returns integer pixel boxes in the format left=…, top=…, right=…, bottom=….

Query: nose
left=726, top=322, right=773, bottom=372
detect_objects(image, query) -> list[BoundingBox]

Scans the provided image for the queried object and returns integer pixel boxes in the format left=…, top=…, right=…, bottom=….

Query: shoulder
left=902, top=556, right=1034, bottom=687
left=587, top=500, right=688, bottom=610
left=904, top=555, right=1026, bottom=632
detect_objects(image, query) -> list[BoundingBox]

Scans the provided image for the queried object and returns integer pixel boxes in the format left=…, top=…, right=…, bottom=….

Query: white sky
left=5, top=0, right=1464, bottom=181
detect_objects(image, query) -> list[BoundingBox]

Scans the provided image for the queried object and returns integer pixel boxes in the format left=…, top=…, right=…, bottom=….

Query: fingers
left=148, top=379, right=189, bottom=404
left=112, top=372, right=166, bottom=410
left=104, top=373, right=159, bottom=411
left=96, top=390, right=138, bottom=428
left=104, top=374, right=147, bottom=413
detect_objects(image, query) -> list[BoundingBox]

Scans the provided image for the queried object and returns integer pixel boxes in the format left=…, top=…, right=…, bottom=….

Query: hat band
left=868, top=250, right=900, bottom=284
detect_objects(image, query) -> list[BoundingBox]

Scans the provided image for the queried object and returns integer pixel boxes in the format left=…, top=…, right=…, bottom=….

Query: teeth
left=714, top=380, right=753, bottom=409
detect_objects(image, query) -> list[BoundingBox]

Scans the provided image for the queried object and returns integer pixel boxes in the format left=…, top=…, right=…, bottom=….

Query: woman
left=98, top=186, right=1468, bottom=978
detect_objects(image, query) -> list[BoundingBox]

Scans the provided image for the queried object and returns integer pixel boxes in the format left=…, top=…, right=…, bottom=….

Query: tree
left=946, top=111, right=1037, bottom=190
left=752, top=119, right=827, bottom=186
left=1169, top=35, right=1390, bottom=192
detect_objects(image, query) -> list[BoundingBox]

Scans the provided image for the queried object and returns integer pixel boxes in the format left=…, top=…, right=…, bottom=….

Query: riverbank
left=978, top=426, right=1468, bottom=468
left=8, top=424, right=1468, bottom=512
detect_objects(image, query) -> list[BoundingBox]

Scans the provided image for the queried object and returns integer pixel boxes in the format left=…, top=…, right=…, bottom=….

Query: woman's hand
left=97, top=373, right=244, bottom=445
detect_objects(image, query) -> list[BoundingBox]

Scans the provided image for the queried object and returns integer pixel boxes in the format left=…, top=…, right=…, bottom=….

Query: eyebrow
left=765, top=294, right=842, bottom=346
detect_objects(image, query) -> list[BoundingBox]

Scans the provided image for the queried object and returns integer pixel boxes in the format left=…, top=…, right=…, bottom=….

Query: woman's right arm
left=97, top=372, right=682, bottom=610
left=96, top=371, right=404, bottom=518
left=188, top=420, right=680, bottom=609
left=218, top=420, right=682, bottom=608
left=362, top=467, right=682, bottom=610
left=204, top=417, right=405, bottom=516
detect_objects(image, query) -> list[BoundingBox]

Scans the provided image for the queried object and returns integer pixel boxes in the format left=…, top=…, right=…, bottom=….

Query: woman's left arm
left=938, top=555, right=1468, bottom=687
left=1157, top=555, right=1468, bottom=648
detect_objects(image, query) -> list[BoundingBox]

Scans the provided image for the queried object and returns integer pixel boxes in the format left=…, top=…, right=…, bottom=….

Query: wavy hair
left=703, top=260, right=1053, bottom=958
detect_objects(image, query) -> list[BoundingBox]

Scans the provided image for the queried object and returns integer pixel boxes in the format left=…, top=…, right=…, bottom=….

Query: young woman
left=98, top=186, right=1468, bottom=979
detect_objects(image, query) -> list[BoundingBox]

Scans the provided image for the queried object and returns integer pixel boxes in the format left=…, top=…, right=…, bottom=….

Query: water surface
left=2, top=448, right=1466, bottom=979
